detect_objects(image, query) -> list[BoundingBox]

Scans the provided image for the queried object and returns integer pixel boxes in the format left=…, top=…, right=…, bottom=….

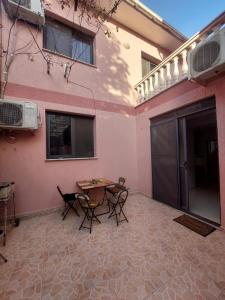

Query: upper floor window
left=142, top=53, right=157, bottom=78
left=43, top=18, right=94, bottom=65
left=46, top=112, right=95, bottom=159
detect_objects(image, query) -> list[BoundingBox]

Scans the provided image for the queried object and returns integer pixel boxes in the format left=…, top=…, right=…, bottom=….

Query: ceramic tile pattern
left=0, top=194, right=225, bottom=300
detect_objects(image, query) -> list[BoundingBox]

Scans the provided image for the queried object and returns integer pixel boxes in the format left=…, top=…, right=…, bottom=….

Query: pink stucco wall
left=0, top=94, right=138, bottom=215
left=2, top=2, right=225, bottom=230
left=136, top=75, right=225, bottom=228
left=0, top=1, right=171, bottom=216
left=1, top=2, right=169, bottom=107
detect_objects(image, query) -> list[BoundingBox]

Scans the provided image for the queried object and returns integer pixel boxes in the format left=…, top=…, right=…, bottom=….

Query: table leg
left=13, top=192, right=16, bottom=224
left=96, top=188, right=110, bottom=216
left=3, top=200, right=7, bottom=246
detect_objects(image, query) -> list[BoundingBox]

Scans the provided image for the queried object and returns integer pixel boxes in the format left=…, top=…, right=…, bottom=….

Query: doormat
left=173, top=214, right=216, bottom=237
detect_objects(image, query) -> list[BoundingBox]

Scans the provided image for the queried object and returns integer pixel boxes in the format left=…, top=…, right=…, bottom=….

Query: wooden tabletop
left=76, top=178, right=114, bottom=191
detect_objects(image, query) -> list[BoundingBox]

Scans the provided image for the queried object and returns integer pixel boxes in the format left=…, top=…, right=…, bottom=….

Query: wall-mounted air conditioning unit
left=188, top=27, right=225, bottom=82
left=0, top=100, right=39, bottom=130
left=3, top=0, right=45, bottom=26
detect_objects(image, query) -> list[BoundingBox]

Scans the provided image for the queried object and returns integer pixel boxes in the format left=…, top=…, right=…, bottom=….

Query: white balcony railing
left=135, top=12, right=225, bottom=105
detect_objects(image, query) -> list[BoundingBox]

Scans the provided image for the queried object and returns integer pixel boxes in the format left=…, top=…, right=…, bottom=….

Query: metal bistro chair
left=0, top=230, right=7, bottom=263
left=77, top=193, right=101, bottom=234
left=108, top=189, right=129, bottom=226
left=105, top=177, right=126, bottom=196
left=57, top=186, right=80, bottom=220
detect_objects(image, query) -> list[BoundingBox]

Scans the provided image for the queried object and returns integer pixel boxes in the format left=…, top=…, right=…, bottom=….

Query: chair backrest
left=117, top=188, right=128, bottom=205
left=57, top=186, right=64, bottom=198
left=77, top=193, right=91, bottom=209
left=118, top=177, right=126, bottom=186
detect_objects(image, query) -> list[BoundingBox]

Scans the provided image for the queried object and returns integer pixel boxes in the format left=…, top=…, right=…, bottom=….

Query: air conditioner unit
left=0, top=100, right=39, bottom=130
left=3, top=0, right=45, bottom=26
left=188, top=27, right=225, bottom=82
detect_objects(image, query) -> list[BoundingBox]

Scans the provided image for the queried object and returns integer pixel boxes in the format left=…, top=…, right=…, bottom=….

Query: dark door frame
left=178, top=108, right=221, bottom=226
left=150, top=97, right=221, bottom=226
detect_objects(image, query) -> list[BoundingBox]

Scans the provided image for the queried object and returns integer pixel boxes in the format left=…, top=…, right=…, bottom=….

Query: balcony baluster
left=173, top=56, right=179, bottom=83
left=154, top=72, right=159, bottom=93
left=181, top=50, right=188, bottom=77
left=134, top=14, right=224, bottom=105
left=140, top=83, right=145, bottom=100
left=149, top=76, right=154, bottom=97
left=166, top=62, right=171, bottom=88
left=159, top=67, right=165, bottom=90
left=144, top=79, right=149, bottom=98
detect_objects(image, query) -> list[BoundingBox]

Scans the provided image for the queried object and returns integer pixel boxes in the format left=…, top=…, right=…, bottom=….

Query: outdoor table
left=77, top=178, right=114, bottom=191
left=76, top=178, right=115, bottom=216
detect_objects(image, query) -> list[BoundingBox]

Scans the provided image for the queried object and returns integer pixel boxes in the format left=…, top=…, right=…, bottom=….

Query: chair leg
left=108, top=203, right=119, bottom=225
left=108, top=202, right=128, bottom=226
left=70, top=200, right=79, bottom=217
left=92, top=211, right=101, bottom=223
left=90, top=210, right=94, bottom=234
left=62, top=205, right=70, bottom=220
left=0, top=253, right=7, bottom=263
left=108, top=204, right=116, bottom=219
left=118, top=203, right=128, bottom=223
left=79, top=211, right=88, bottom=230
left=71, top=205, right=80, bottom=217
left=107, top=201, right=111, bottom=213
left=120, top=206, right=128, bottom=223
left=61, top=202, right=67, bottom=215
left=63, top=201, right=80, bottom=220
left=79, top=208, right=101, bottom=233
left=115, top=211, right=119, bottom=226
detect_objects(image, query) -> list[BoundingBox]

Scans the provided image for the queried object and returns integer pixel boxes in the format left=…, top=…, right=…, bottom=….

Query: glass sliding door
left=150, top=97, right=220, bottom=224
left=184, top=109, right=220, bottom=224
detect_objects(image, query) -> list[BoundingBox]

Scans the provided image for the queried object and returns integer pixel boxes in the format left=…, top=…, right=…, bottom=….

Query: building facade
left=1, top=1, right=225, bottom=228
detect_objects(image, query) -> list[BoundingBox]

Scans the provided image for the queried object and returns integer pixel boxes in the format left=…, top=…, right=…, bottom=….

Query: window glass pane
left=12, top=0, right=30, bottom=8
left=72, top=37, right=92, bottom=64
left=44, top=18, right=94, bottom=64
left=47, top=113, right=72, bottom=157
left=73, top=116, right=94, bottom=158
left=142, top=57, right=156, bottom=77
left=44, top=21, right=72, bottom=57
left=47, top=113, right=94, bottom=159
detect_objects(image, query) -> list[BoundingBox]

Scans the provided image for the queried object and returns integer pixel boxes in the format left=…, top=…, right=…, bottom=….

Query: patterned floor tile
left=0, top=194, right=225, bottom=300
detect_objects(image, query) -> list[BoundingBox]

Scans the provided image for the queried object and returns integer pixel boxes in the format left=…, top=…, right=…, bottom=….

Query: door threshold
left=180, top=209, right=220, bottom=228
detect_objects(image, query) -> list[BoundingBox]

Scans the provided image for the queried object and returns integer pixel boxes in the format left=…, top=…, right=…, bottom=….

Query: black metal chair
left=105, top=177, right=126, bottom=196
left=77, top=193, right=101, bottom=234
left=57, top=186, right=80, bottom=220
left=0, top=230, right=7, bottom=263
left=108, top=189, right=129, bottom=226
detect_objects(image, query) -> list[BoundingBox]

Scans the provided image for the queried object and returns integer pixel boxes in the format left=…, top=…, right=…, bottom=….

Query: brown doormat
left=173, top=214, right=216, bottom=237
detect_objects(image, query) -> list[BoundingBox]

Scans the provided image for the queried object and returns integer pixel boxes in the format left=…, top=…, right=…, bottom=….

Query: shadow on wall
left=2, top=6, right=136, bottom=107
left=69, top=29, right=135, bottom=107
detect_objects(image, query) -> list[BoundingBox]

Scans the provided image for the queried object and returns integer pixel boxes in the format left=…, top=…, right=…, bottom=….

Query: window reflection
left=47, top=112, right=94, bottom=159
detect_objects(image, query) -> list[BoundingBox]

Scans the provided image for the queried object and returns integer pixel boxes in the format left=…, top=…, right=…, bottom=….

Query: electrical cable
left=67, top=0, right=122, bottom=81
left=4, top=0, right=21, bottom=68
left=2, top=0, right=22, bottom=98
left=26, top=24, right=49, bottom=63
left=68, top=79, right=96, bottom=115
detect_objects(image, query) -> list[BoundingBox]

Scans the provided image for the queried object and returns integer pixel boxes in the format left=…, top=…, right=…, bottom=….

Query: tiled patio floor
left=1, top=194, right=225, bottom=300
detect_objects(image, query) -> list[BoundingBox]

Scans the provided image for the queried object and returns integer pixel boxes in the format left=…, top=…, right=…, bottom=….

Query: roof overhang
left=112, top=0, right=187, bottom=52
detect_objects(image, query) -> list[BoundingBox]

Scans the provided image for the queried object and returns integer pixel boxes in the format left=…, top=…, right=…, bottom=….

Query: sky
left=142, top=0, right=225, bottom=38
